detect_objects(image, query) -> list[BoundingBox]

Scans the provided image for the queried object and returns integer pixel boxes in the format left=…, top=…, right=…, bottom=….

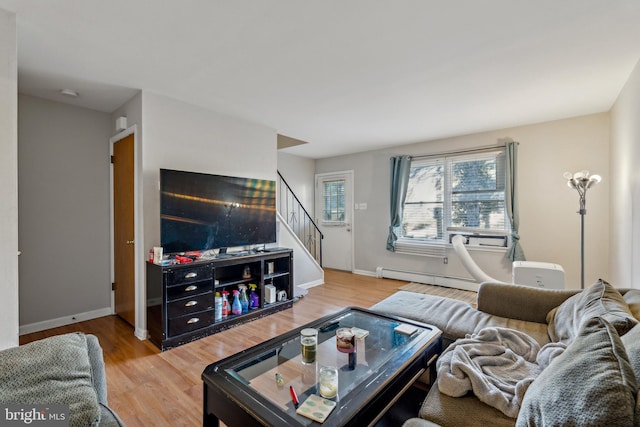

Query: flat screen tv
left=160, top=169, right=276, bottom=254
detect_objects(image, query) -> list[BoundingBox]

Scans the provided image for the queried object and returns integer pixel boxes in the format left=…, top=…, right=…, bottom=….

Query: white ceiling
left=2, top=1, right=639, bottom=159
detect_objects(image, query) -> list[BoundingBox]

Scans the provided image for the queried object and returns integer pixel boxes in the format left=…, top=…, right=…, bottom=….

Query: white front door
left=315, top=171, right=354, bottom=271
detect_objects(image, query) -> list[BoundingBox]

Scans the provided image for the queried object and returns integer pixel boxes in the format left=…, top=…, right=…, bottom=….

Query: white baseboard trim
left=353, top=269, right=376, bottom=277
left=19, top=307, right=114, bottom=336
left=298, top=279, right=324, bottom=289
left=134, top=328, right=149, bottom=340
left=357, top=268, right=480, bottom=292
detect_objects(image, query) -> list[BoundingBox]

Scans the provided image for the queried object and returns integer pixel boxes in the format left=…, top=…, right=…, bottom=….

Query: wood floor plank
left=18, top=269, right=474, bottom=427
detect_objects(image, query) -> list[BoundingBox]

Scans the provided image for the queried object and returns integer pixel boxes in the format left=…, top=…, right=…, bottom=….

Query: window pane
left=405, top=161, right=443, bottom=203
left=452, top=159, right=496, bottom=192
left=402, top=161, right=444, bottom=239
left=402, top=203, right=444, bottom=239
left=323, top=179, right=345, bottom=222
left=451, top=156, right=504, bottom=230
left=451, top=196, right=505, bottom=229
left=398, top=149, right=507, bottom=244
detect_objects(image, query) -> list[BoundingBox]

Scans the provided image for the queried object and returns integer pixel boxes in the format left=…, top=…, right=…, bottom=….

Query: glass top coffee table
left=202, top=307, right=442, bottom=427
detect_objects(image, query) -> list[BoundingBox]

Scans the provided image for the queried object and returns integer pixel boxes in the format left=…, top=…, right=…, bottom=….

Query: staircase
left=277, top=171, right=323, bottom=266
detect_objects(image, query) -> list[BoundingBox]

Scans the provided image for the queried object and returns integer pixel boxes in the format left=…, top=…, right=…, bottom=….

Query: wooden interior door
left=113, top=133, right=135, bottom=326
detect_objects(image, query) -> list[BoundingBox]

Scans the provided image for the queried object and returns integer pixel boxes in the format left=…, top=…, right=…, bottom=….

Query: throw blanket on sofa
left=437, top=327, right=564, bottom=418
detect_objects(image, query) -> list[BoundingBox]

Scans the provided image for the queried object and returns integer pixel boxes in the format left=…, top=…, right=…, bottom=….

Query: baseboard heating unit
left=375, top=267, right=479, bottom=292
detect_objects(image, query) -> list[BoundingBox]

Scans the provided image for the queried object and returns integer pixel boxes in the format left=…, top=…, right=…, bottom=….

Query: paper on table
left=296, top=394, right=336, bottom=423
left=394, top=324, right=418, bottom=335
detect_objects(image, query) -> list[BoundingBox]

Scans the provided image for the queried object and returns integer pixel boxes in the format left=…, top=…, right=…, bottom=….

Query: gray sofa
left=371, top=279, right=640, bottom=427
left=0, top=332, right=124, bottom=427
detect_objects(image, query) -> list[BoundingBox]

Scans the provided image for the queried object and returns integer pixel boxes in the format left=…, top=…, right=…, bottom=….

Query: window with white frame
left=399, top=148, right=508, bottom=245
left=321, top=178, right=346, bottom=223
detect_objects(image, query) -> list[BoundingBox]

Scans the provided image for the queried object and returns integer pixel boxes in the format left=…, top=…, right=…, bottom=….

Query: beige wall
left=0, top=7, right=18, bottom=349
left=611, top=58, right=640, bottom=289
left=130, top=91, right=278, bottom=334
left=516, top=114, right=610, bottom=288
left=277, top=151, right=316, bottom=214
left=316, top=113, right=610, bottom=289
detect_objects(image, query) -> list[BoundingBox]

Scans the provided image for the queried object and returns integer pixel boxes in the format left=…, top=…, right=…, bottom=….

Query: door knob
left=126, top=240, right=135, bottom=245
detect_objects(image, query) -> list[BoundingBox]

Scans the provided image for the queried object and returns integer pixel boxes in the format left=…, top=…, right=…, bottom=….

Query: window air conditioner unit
left=447, top=227, right=508, bottom=248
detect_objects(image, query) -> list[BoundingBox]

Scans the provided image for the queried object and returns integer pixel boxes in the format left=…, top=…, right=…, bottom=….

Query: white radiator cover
left=375, top=267, right=479, bottom=292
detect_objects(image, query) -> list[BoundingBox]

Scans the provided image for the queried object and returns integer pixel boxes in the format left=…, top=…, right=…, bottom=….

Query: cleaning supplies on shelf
left=221, top=290, right=230, bottom=318
left=232, top=290, right=242, bottom=315
left=238, top=285, right=249, bottom=314
left=249, top=283, right=259, bottom=309
left=214, top=292, right=222, bottom=322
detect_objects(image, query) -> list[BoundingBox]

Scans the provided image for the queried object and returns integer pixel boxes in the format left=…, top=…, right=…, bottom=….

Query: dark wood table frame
left=202, top=307, right=442, bottom=427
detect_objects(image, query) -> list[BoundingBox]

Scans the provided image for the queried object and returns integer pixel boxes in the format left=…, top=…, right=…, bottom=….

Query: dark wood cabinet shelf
left=146, top=248, right=293, bottom=351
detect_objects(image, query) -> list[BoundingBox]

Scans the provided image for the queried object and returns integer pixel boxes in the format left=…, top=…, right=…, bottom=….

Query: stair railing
left=277, top=171, right=323, bottom=266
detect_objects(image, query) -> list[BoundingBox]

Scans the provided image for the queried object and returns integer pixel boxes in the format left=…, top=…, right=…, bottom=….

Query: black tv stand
left=262, top=247, right=289, bottom=253
left=146, top=249, right=294, bottom=351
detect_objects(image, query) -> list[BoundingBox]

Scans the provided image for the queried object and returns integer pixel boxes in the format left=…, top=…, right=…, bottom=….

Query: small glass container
left=318, top=366, right=339, bottom=399
left=336, top=328, right=355, bottom=353
left=300, top=328, right=318, bottom=363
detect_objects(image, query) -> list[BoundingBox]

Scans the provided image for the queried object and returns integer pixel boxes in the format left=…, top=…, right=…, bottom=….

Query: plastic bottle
left=221, top=290, right=230, bottom=318
left=239, top=285, right=249, bottom=314
left=214, top=292, right=222, bottom=322
left=231, top=290, right=242, bottom=315
left=249, top=283, right=259, bottom=309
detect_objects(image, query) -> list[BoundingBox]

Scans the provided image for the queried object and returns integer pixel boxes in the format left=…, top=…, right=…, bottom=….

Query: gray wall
left=18, top=94, right=112, bottom=326
left=316, top=113, right=610, bottom=289
left=0, top=7, right=19, bottom=349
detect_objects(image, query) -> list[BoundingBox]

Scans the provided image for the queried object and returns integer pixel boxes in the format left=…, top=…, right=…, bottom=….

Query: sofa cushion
left=0, top=333, right=101, bottom=426
left=623, top=289, right=640, bottom=321
left=516, top=317, right=637, bottom=427
left=370, top=291, right=551, bottom=348
left=621, top=323, right=640, bottom=385
left=546, top=279, right=637, bottom=343
left=401, top=418, right=441, bottom=427
left=420, top=380, right=515, bottom=427
left=620, top=324, right=640, bottom=427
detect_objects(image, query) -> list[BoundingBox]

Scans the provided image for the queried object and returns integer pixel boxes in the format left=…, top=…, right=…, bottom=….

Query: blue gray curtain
left=386, top=155, right=412, bottom=251
left=505, top=141, right=525, bottom=261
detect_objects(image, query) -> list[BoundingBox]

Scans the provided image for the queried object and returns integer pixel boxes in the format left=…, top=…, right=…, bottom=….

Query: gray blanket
left=437, top=327, right=565, bottom=418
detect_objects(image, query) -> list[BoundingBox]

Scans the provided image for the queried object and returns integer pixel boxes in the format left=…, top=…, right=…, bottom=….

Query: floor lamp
left=563, top=170, right=601, bottom=289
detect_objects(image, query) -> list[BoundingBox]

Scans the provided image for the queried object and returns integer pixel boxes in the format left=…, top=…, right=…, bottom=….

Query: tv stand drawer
left=167, top=280, right=212, bottom=301
left=166, top=264, right=213, bottom=286
left=167, top=292, right=213, bottom=318
left=169, top=310, right=214, bottom=337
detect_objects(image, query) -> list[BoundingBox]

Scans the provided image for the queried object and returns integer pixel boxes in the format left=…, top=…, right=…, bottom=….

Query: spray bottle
left=221, top=290, right=230, bottom=318
left=238, top=285, right=249, bottom=314
left=231, top=290, right=242, bottom=315
left=249, top=283, right=259, bottom=309
left=214, top=292, right=222, bottom=322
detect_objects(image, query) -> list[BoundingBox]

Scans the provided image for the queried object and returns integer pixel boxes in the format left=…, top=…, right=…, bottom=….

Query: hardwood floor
left=18, top=269, right=470, bottom=427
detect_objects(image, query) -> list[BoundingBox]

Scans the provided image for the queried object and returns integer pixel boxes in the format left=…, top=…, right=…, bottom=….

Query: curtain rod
left=409, top=142, right=514, bottom=160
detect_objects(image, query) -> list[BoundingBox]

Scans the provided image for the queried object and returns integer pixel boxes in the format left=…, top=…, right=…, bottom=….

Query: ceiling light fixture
left=59, top=89, right=79, bottom=98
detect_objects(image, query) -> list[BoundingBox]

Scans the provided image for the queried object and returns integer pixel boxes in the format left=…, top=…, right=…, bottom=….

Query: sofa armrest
left=86, top=334, right=108, bottom=405
left=477, top=282, right=579, bottom=324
